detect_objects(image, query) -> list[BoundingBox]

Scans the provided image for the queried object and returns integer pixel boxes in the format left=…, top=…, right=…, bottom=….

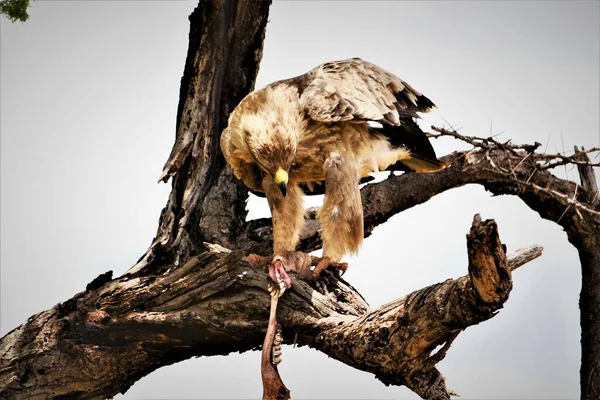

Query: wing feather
left=297, top=58, right=434, bottom=125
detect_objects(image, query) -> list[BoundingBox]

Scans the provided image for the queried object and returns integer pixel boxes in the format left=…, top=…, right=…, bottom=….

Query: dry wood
left=574, top=146, right=600, bottom=208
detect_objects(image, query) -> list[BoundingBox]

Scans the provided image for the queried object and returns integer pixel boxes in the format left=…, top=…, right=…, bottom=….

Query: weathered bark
left=574, top=226, right=600, bottom=400
left=0, top=216, right=542, bottom=399
left=573, top=147, right=600, bottom=399
left=131, top=0, right=271, bottom=276
left=1, top=0, right=599, bottom=398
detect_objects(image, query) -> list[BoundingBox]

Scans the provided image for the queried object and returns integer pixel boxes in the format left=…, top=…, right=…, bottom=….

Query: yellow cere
left=274, top=168, right=288, bottom=184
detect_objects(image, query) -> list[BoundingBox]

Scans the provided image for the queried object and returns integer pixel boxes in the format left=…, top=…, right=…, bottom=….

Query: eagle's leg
left=256, top=176, right=305, bottom=295
left=316, top=152, right=364, bottom=280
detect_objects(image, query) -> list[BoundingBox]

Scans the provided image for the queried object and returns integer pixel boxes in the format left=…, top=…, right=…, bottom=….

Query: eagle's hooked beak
left=274, top=168, right=288, bottom=197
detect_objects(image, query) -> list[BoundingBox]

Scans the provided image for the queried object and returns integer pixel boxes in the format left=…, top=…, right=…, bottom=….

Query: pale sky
left=1, top=1, right=599, bottom=399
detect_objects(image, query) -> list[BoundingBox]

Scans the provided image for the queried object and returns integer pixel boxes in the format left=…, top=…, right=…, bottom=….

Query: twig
left=507, top=245, right=544, bottom=271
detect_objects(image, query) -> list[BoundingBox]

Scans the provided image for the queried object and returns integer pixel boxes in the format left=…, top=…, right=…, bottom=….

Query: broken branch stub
left=467, top=214, right=512, bottom=306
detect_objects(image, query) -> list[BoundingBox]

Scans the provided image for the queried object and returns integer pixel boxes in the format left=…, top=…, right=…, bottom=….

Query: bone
left=272, top=325, right=283, bottom=365
left=261, top=284, right=290, bottom=400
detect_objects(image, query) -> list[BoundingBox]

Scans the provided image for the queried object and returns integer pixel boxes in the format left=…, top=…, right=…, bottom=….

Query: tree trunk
left=576, top=228, right=600, bottom=400
left=573, top=150, right=600, bottom=399
left=1, top=0, right=599, bottom=399
left=133, top=0, right=272, bottom=277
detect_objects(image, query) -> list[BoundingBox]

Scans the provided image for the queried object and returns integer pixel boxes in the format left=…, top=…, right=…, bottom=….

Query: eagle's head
left=241, top=114, right=297, bottom=196
left=233, top=85, right=305, bottom=197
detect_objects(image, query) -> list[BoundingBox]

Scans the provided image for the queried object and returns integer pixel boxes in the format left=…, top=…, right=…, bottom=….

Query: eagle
left=221, top=58, right=447, bottom=289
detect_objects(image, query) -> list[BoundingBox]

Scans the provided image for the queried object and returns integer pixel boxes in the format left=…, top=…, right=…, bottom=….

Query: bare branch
left=430, top=125, right=600, bottom=170
left=508, top=246, right=544, bottom=271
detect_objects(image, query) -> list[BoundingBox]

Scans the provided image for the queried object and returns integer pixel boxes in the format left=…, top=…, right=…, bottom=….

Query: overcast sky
left=1, top=1, right=599, bottom=399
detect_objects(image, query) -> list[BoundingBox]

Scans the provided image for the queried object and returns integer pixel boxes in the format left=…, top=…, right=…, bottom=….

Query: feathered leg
left=255, top=175, right=305, bottom=293
left=263, top=175, right=305, bottom=254
left=315, top=152, right=363, bottom=279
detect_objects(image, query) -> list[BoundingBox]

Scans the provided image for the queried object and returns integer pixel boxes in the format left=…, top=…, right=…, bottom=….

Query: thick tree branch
left=0, top=216, right=542, bottom=399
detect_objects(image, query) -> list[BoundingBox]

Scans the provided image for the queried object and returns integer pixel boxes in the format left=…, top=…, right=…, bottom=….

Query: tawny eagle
left=221, top=58, right=447, bottom=287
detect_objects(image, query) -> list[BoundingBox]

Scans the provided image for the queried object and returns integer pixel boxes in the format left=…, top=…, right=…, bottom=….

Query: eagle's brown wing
left=288, top=58, right=445, bottom=172
left=295, top=58, right=434, bottom=126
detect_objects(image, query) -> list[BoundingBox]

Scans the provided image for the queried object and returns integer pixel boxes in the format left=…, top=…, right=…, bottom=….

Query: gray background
left=1, top=1, right=599, bottom=399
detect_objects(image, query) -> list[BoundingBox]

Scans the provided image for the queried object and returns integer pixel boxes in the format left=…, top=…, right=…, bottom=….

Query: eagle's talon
left=312, top=257, right=348, bottom=280
left=337, top=262, right=349, bottom=276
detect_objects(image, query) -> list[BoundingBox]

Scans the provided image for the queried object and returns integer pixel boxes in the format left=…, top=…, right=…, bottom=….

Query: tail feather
left=399, top=151, right=448, bottom=173
left=369, top=117, right=447, bottom=173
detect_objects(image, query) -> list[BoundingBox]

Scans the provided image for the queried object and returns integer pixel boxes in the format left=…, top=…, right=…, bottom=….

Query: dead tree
left=0, top=1, right=598, bottom=399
